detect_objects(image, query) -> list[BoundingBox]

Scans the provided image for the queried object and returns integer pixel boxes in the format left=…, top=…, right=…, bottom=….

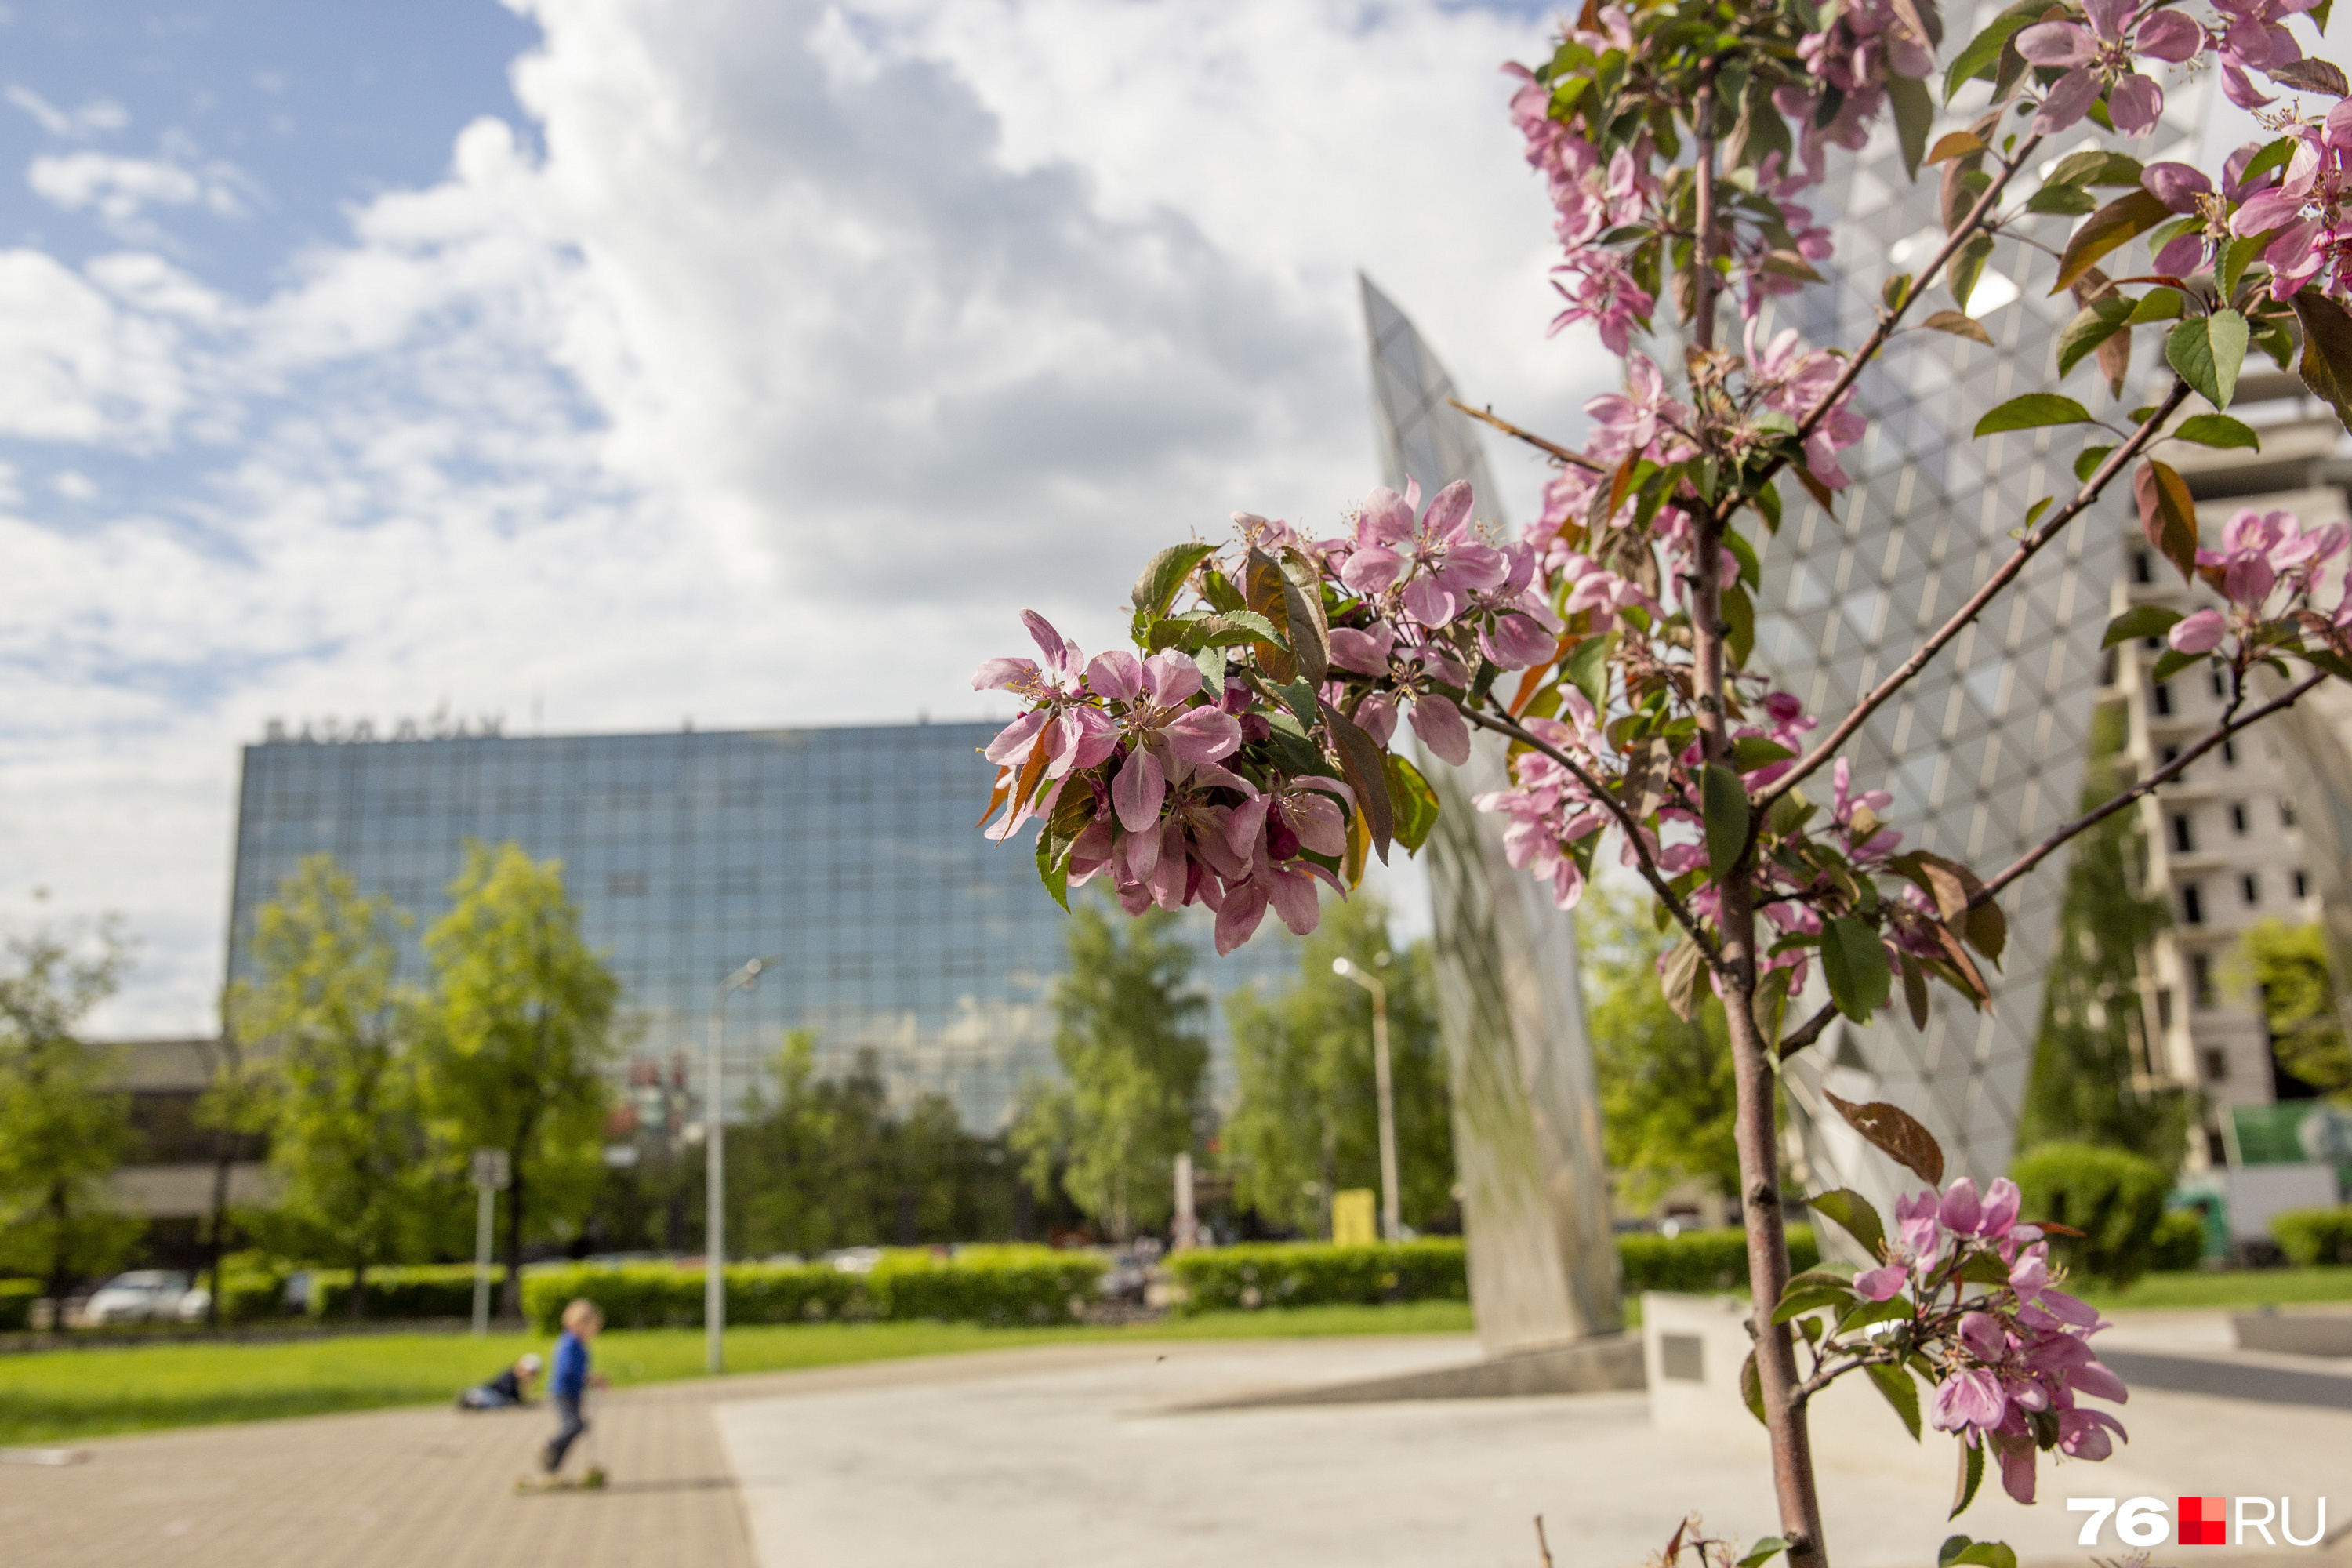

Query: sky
left=0, top=0, right=1614, bottom=1036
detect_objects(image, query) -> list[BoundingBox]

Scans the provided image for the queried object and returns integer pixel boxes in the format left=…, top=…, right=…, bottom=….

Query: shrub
left=2272, top=1206, right=2352, bottom=1267
left=0, top=1279, right=38, bottom=1333
left=209, top=1251, right=295, bottom=1323
left=2149, top=1210, right=2210, bottom=1272
left=521, top=1248, right=1110, bottom=1335
left=1167, top=1240, right=1468, bottom=1314
left=309, top=1264, right=482, bottom=1320
left=1163, top=1229, right=1817, bottom=1316
left=2009, top=1143, right=2171, bottom=1287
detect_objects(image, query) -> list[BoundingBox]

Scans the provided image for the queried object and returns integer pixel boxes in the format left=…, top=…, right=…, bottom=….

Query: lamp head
left=1331, top=957, right=1353, bottom=977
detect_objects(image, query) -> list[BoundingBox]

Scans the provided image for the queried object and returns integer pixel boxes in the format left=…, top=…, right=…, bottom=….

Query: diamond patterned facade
left=1752, top=79, right=2218, bottom=1196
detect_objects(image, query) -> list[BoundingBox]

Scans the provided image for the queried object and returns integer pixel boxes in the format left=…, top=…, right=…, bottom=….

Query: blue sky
left=0, top=0, right=1602, bottom=1033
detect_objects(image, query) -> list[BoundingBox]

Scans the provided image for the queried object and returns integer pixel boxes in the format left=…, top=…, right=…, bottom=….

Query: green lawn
left=0, top=1301, right=1475, bottom=1446
left=2074, top=1265, right=2352, bottom=1312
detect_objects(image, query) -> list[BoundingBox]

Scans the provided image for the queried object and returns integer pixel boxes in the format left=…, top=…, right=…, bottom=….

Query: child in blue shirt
left=541, top=1298, right=608, bottom=1475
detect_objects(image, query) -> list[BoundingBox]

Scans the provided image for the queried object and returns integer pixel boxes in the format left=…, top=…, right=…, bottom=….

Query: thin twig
left=1762, top=379, right=2194, bottom=808
left=1536, top=1515, right=1556, bottom=1568
left=1463, top=706, right=1722, bottom=966
left=1777, top=1000, right=1839, bottom=1060
left=1973, top=670, right=2328, bottom=902
left=1450, top=400, right=1606, bottom=472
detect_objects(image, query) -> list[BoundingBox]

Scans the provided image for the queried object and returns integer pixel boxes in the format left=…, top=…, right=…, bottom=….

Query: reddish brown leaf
left=1823, top=1092, right=1947, bottom=1189
left=2133, top=459, right=2199, bottom=583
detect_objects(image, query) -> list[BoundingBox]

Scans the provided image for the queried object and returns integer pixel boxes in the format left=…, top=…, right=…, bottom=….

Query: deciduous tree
left=419, top=841, right=619, bottom=1317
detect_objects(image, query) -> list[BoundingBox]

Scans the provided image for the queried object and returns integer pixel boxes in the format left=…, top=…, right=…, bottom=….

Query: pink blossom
left=1341, top=479, right=1508, bottom=629
left=2169, top=608, right=2227, bottom=654
left=1092, top=650, right=1243, bottom=832
left=1586, top=356, right=1690, bottom=463
left=2017, top=0, right=2192, bottom=136
left=1410, top=694, right=1472, bottom=766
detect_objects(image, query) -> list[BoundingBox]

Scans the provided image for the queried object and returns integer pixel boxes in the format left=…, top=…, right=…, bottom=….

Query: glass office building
left=224, top=720, right=1298, bottom=1131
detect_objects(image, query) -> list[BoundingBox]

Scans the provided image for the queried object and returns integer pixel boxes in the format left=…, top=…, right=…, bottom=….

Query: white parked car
left=82, top=1270, right=192, bottom=1326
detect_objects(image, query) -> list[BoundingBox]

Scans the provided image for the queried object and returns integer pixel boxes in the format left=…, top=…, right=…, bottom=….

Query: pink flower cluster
left=976, top=481, right=1566, bottom=953
left=2212, top=0, right=2328, bottom=110
left=1507, top=53, right=1660, bottom=354
left=2018, top=0, right=2201, bottom=136
left=1778, top=0, right=1936, bottom=179
left=1854, top=1177, right=2128, bottom=1505
left=2167, top=505, right=2348, bottom=654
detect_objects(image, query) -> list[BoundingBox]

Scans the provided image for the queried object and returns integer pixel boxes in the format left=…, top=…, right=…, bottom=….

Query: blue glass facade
left=224, top=721, right=1298, bottom=1131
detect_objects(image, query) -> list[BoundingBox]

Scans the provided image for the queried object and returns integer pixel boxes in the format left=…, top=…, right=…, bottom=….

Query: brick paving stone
left=0, top=1342, right=1167, bottom=1568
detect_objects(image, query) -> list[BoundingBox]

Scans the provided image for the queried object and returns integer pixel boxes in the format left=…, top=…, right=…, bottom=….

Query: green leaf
left=2239, top=135, right=2299, bottom=191
left=1809, top=1187, right=1888, bottom=1257
left=1565, top=635, right=1612, bottom=710
left=2129, top=287, right=2185, bottom=324
left=1948, top=232, right=1995, bottom=313
left=2023, top=182, right=2096, bottom=216
left=1951, top=1447, right=1986, bottom=1519
left=2102, top=604, right=2183, bottom=648
left=1660, top=934, right=1706, bottom=1024
left=1130, top=544, right=1214, bottom=625
left=1973, top=394, right=2092, bottom=437
left=1839, top=1294, right=1915, bottom=1333
left=2056, top=296, right=2134, bottom=379
left=1730, top=735, right=1794, bottom=771
left=2290, top=288, right=2352, bottom=435
left=1773, top=1284, right=1857, bottom=1323
left=1889, top=73, right=1934, bottom=180
left=2134, top=459, right=2200, bottom=583
left=1942, top=1537, right=2017, bottom=1568
left=1867, top=1362, right=1923, bottom=1441
left=2172, top=412, right=2260, bottom=452
left=1821, top=916, right=1893, bottom=1023
left=1942, top=3, right=2035, bottom=100
left=1737, top=1539, right=1789, bottom=1568
left=2168, top=310, right=2249, bottom=409
left=1703, top=763, right=1752, bottom=878
left=1192, top=643, right=1227, bottom=691
left=1183, top=609, right=1281, bottom=650
left=1383, top=752, right=1440, bottom=854
left=1920, top=310, right=1994, bottom=346
left=1740, top=1348, right=1767, bottom=1426
left=2053, top=189, right=2172, bottom=295
left=2220, top=232, right=2268, bottom=305
left=1882, top=271, right=1914, bottom=311
left=1724, top=580, right=1755, bottom=667
left=2045, top=149, right=2145, bottom=187
left=2150, top=646, right=2201, bottom=685
left=1319, top=701, right=1393, bottom=862
left=2072, top=444, right=2114, bottom=482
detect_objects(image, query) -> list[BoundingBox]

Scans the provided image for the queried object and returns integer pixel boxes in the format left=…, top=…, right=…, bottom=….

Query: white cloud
left=5, top=85, right=130, bottom=140
left=0, top=0, right=1601, bottom=1034
left=27, top=150, right=254, bottom=238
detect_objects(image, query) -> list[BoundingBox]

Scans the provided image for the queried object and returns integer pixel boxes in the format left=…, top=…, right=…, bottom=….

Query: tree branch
left=1461, top=705, right=1722, bottom=966
left=1762, top=378, right=2195, bottom=808
left=1777, top=1000, right=1840, bottom=1060
left=1449, top=400, right=1605, bottom=472
left=1972, top=669, right=2328, bottom=905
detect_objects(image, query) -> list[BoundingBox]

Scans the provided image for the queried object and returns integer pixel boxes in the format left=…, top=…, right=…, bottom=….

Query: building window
left=2171, top=812, right=2195, bottom=854
left=2242, top=873, right=2261, bottom=906
left=2157, top=989, right=2174, bottom=1030
left=2151, top=683, right=2173, bottom=717
left=2132, top=550, right=2154, bottom=584
left=2281, top=797, right=2299, bottom=826
left=2230, top=802, right=2249, bottom=835
left=2210, top=669, right=2229, bottom=699
left=609, top=873, right=647, bottom=896
left=2221, top=739, right=2238, bottom=766
left=2182, top=884, right=2205, bottom=924
left=2141, top=636, right=2161, bottom=652
left=2296, top=869, right=2310, bottom=898
left=2203, top=1047, right=2230, bottom=1082
left=2192, top=953, right=2216, bottom=1007
left=2161, top=744, right=2182, bottom=768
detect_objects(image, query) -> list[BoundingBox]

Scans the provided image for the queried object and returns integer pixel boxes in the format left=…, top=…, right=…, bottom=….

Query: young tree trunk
left=1688, top=75, right=1831, bottom=1568
left=205, top=1140, right=234, bottom=1329
left=503, top=1144, right=528, bottom=1321
left=45, top=1180, right=71, bottom=1333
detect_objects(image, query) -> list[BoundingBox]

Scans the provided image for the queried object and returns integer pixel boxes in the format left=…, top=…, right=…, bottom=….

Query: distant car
left=82, top=1270, right=192, bottom=1326
left=176, top=1287, right=213, bottom=1323
left=1098, top=1251, right=1149, bottom=1304
left=822, top=1247, right=882, bottom=1274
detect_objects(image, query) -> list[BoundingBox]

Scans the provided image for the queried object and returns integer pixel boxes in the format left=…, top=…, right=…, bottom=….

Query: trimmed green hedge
left=0, top=1279, right=38, bottom=1333
left=1164, top=1227, right=1820, bottom=1316
left=310, top=1264, right=482, bottom=1320
left=1167, top=1240, right=1468, bottom=1313
left=2012, top=1142, right=2172, bottom=1287
left=2273, top=1207, right=2352, bottom=1266
left=521, top=1247, right=1109, bottom=1335
left=2149, top=1210, right=2209, bottom=1272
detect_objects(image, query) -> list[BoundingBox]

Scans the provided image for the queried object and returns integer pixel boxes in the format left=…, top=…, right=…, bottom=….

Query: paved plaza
left=7, top=1322, right=2352, bottom=1568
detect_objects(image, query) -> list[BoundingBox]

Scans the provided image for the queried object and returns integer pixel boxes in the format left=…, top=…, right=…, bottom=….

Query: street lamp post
left=706, top=956, right=774, bottom=1376
left=1331, top=954, right=1400, bottom=1244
